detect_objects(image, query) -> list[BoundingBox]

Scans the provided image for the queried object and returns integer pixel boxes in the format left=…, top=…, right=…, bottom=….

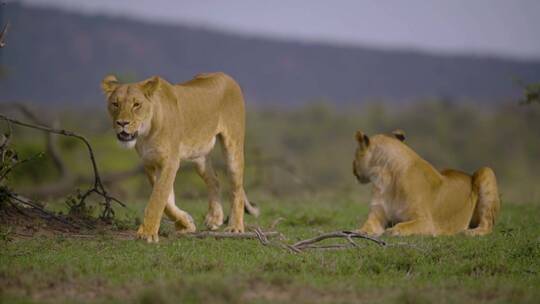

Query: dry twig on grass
left=268, top=217, right=284, bottom=230
left=0, top=113, right=125, bottom=219
left=246, top=227, right=387, bottom=254
left=185, top=229, right=280, bottom=240
left=288, top=230, right=386, bottom=252
left=180, top=222, right=386, bottom=254
left=179, top=219, right=283, bottom=246
left=183, top=226, right=299, bottom=253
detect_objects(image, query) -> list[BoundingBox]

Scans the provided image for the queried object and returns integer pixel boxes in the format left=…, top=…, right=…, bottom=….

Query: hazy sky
left=16, top=0, right=540, bottom=60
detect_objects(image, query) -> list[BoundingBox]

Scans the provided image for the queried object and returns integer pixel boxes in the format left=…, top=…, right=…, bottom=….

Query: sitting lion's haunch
left=353, top=130, right=500, bottom=236
left=102, top=72, right=258, bottom=242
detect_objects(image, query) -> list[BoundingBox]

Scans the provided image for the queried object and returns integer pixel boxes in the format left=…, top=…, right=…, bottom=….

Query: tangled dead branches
left=0, top=113, right=125, bottom=220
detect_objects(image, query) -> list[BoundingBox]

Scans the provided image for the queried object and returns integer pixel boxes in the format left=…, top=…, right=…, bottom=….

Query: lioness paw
left=175, top=214, right=197, bottom=234
left=204, top=209, right=224, bottom=231
left=137, top=225, right=159, bottom=243
left=355, top=228, right=383, bottom=237
left=224, top=225, right=244, bottom=233
left=464, top=227, right=490, bottom=236
left=385, top=227, right=408, bottom=237
left=175, top=221, right=196, bottom=234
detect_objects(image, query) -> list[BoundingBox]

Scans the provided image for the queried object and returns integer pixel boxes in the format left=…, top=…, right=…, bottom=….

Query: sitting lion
left=353, top=129, right=500, bottom=236
left=101, top=72, right=258, bottom=242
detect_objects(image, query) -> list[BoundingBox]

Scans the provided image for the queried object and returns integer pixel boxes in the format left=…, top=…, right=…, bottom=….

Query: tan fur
left=353, top=130, right=500, bottom=237
left=102, top=72, right=258, bottom=243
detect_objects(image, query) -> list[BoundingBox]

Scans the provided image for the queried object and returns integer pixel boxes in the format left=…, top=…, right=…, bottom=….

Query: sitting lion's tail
left=243, top=192, right=260, bottom=217
left=470, top=167, right=501, bottom=234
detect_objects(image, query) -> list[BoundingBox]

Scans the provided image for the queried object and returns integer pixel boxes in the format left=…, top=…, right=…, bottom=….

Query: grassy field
left=1, top=102, right=540, bottom=303
left=1, top=197, right=539, bottom=304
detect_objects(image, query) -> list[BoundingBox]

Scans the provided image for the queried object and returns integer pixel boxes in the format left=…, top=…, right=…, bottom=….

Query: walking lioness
left=353, top=130, right=500, bottom=236
left=102, top=72, right=258, bottom=242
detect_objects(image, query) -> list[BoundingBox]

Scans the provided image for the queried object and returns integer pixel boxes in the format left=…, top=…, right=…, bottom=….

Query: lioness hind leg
left=465, top=167, right=500, bottom=236
left=193, top=156, right=224, bottom=231
left=219, top=133, right=247, bottom=233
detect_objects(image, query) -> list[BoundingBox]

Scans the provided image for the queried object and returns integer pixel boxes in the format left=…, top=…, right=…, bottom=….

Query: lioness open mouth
left=117, top=131, right=138, bottom=142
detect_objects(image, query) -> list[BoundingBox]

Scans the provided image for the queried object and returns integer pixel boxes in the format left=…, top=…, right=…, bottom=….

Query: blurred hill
left=1, top=3, right=540, bottom=105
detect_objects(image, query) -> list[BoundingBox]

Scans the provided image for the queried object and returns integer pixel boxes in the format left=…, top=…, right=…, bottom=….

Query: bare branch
left=11, top=103, right=69, bottom=178
left=269, top=217, right=284, bottom=230
left=0, top=151, right=43, bottom=182
left=290, top=230, right=386, bottom=252
left=185, top=230, right=280, bottom=240
left=253, top=226, right=270, bottom=245
left=0, top=120, right=12, bottom=166
left=295, top=244, right=355, bottom=251
left=21, top=164, right=143, bottom=198
left=178, top=225, right=386, bottom=254
left=0, top=120, right=11, bottom=149
left=0, top=103, right=143, bottom=199
left=0, top=21, right=9, bottom=48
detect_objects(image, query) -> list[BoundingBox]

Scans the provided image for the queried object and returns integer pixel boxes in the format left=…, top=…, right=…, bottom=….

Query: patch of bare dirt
left=0, top=202, right=134, bottom=240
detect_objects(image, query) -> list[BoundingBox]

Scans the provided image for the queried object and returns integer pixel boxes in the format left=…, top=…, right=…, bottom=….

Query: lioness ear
left=392, top=129, right=406, bottom=142
left=101, top=75, right=118, bottom=98
left=141, top=76, right=160, bottom=98
left=355, top=130, right=370, bottom=147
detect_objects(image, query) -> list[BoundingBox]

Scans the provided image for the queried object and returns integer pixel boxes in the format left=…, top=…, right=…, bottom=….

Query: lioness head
left=353, top=129, right=406, bottom=184
left=353, top=130, right=372, bottom=184
left=101, top=75, right=160, bottom=148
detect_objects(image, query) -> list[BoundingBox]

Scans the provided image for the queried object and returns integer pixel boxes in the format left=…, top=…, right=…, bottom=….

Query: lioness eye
left=111, top=102, right=118, bottom=107
left=133, top=102, right=141, bottom=108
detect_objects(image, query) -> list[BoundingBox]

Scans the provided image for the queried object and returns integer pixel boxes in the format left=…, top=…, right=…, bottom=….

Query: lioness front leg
left=386, top=219, right=432, bottom=236
left=138, top=162, right=178, bottom=243
left=144, top=166, right=196, bottom=236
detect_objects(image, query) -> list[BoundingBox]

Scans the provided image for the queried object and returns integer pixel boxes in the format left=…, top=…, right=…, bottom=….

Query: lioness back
left=171, top=72, right=246, bottom=144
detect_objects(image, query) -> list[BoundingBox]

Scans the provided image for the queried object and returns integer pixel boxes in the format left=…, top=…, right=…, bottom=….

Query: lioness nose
left=116, top=120, right=129, bottom=127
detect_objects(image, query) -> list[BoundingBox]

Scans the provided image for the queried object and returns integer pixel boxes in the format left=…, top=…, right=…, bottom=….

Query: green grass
left=1, top=198, right=539, bottom=303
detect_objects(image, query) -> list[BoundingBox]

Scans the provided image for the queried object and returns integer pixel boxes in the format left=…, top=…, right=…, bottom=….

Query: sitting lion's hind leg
left=193, top=156, right=224, bottom=231
left=465, top=167, right=500, bottom=236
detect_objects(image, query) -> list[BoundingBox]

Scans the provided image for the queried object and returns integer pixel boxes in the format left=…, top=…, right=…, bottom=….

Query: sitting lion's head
left=352, top=129, right=406, bottom=184
left=101, top=75, right=160, bottom=148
